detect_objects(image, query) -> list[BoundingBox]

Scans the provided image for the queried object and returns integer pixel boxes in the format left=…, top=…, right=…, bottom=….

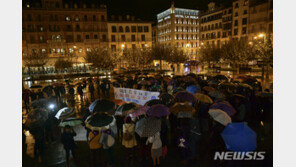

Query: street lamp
left=121, top=44, right=125, bottom=49
left=186, top=43, right=190, bottom=48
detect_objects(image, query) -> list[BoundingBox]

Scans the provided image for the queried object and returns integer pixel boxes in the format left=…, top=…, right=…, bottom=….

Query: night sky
left=23, top=0, right=234, bottom=21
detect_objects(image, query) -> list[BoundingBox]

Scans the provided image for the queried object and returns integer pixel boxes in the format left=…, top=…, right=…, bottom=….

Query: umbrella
left=186, top=73, right=197, bottom=78
left=208, top=91, right=225, bottom=100
left=128, top=106, right=150, bottom=118
left=85, top=113, right=116, bottom=131
left=89, top=99, right=115, bottom=115
left=194, top=93, right=213, bottom=104
left=202, top=86, right=215, bottom=92
left=113, top=99, right=126, bottom=106
left=186, top=85, right=200, bottom=94
left=174, top=91, right=197, bottom=103
left=210, top=101, right=237, bottom=116
left=115, top=103, right=138, bottom=116
left=170, top=102, right=196, bottom=118
left=31, top=98, right=48, bottom=108
left=208, top=109, right=232, bottom=126
left=159, top=93, right=175, bottom=107
left=237, top=83, right=253, bottom=90
left=172, top=87, right=185, bottom=95
left=230, top=94, right=248, bottom=103
left=59, top=118, right=82, bottom=127
left=213, top=75, right=228, bottom=81
left=145, top=99, right=163, bottom=107
left=147, top=104, right=170, bottom=118
left=135, top=117, right=161, bottom=137
left=55, top=107, right=75, bottom=120
left=221, top=122, right=257, bottom=152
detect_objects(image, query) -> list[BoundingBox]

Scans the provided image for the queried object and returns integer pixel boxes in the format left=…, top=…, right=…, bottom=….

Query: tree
left=23, top=52, right=49, bottom=74
left=123, top=47, right=154, bottom=70
left=166, top=46, right=189, bottom=74
left=54, top=51, right=75, bottom=73
left=198, top=44, right=222, bottom=68
left=84, top=48, right=117, bottom=71
left=150, top=44, right=172, bottom=70
left=253, top=34, right=273, bottom=82
left=220, top=38, right=256, bottom=73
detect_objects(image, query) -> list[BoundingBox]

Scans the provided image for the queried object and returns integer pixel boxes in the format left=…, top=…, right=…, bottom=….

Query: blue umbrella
left=186, top=85, right=200, bottom=94
left=221, top=123, right=257, bottom=152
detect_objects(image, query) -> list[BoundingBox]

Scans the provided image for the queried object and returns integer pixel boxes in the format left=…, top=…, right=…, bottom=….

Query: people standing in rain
left=160, top=117, right=169, bottom=160
left=54, top=86, right=60, bottom=103
left=37, top=89, right=44, bottom=99
left=96, top=79, right=101, bottom=98
left=77, top=84, right=84, bottom=102
left=122, top=116, right=137, bottom=161
left=101, top=82, right=106, bottom=98
left=61, top=125, right=77, bottom=167
left=88, top=130, right=102, bottom=167
left=22, top=89, right=30, bottom=113
left=88, top=81, right=95, bottom=101
left=147, top=131, right=162, bottom=166
left=106, top=82, right=111, bottom=98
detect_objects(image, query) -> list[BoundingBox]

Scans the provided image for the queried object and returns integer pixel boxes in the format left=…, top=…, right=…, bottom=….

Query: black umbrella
left=159, top=93, right=175, bottom=107
left=115, top=103, right=138, bottom=116
left=145, top=99, right=163, bottom=107
left=91, top=99, right=115, bottom=115
left=85, top=113, right=115, bottom=131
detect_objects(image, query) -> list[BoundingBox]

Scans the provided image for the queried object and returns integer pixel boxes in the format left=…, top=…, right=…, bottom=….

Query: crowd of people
left=22, top=73, right=273, bottom=167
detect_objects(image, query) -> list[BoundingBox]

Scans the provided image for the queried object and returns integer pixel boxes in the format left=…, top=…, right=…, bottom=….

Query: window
left=27, top=14, right=32, bottom=21
left=101, top=15, right=105, bottom=21
left=84, top=15, right=87, bottom=21
left=111, top=35, right=116, bottom=42
left=121, top=35, right=126, bottom=41
left=244, top=0, right=248, bottom=6
left=125, top=26, right=130, bottom=32
left=67, top=25, right=71, bottom=31
left=85, top=35, right=90, bottom=39
left=228, top=9, right=232, bottom=14
left=131, top=35, right=136, bottom=41
left=234, top=29, right=238, bottom=35
left=132, top=44, right=136, bottom=49
left=131, top=26, right=136, bottom=32
left=235, top=12, right=238, bottom=17
left=141, top=35, right=145, bottom=41
left=244, top=10, right=247, bottom=14
left=138, top=26, right=143, bottom=32
left=144, top=26, right=149, bottom=32
left=41, top=49, right=46, bottom=53
left=119, top=26, right=123, bottom=32
left=94, top=35, right=98, bottom=39
left=234, top=20, right=238, bottom=26
left=77, top=35, right=81, bottom=42
left=102, top=35, right=106, bottom=42
left=75, top=16, right=79, bottom=21
left=111, top=26, right=116, bottom=32
left=55, top=15, right=58, bottom=21
left=235, top=3, right=239, bottom=8
left=93, top=15, right=96, bottom=21
left=242, top=27, right=247, bottom=34
left=242, top=18, right=247, bottom=25
left=65, top=16, right=70, bottom=21
left=30, top=36, right=35, bottom=43
left=111, top=45, right=116, bottom=51
left=217, top=32, right=221, bottom=38
left=39, top=36, right=44, bottom=42
left=75, top=24, right=80, bottom=31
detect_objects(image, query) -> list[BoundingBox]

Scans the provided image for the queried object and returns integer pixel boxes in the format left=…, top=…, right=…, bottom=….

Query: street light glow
left=121, top=44, right=125, bottom=48
left=254, top=36, right=257, bottom=39
left=49, top=104, right=55, bottom=109
left=186, top=43, right=190, bottom=47
left=258, top=33, right=264, bottom=38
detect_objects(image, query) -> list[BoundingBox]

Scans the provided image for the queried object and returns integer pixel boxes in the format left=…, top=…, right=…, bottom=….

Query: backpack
left=123, top=125, right=133, bottom=141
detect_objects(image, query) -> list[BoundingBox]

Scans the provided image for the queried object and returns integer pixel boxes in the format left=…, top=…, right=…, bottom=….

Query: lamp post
left=120, top=44, right=125, bottom=68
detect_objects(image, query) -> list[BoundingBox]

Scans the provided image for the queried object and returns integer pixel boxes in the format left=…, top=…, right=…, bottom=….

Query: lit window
left=79, top=48, right=82, bottom=53
left=57, top=49, right=60, bottom=53
left=69, top=48, right=73, bottom=53
left=42, top=49, right=46, bottom=53
left=61, top=49, right=64, bottom=53
left=86, top=48, right=91, bottom=52
left=66, top=16, right=70, bottom=21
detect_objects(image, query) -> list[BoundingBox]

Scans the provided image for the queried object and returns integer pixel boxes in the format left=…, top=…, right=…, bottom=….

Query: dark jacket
left=61, top=131, right=77, bottom=149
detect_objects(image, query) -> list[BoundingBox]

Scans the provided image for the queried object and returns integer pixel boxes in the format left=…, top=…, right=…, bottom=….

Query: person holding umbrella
left=88, top=130, right=103, bottom=167
left=61, top=125, right=77, bottom=167
left=122, top=116, right=137, bottom=162
left=146, top=131, right=162, bottom=166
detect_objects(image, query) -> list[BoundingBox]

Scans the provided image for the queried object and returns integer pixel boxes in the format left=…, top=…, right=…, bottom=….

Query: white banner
left=113, top=87, right=160, bottom=106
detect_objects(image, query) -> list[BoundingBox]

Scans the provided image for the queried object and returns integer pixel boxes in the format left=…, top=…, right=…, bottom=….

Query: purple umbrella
left=174, top=91, right=197, bottom=103
left=129, top=106, right=150, bottom=118
left=147, top=104, right=170, bottom=118
left=210, top=101, right=237, bottom=116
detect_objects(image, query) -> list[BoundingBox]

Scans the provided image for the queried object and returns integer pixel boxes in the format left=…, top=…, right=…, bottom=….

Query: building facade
left=156, top=2, right=200, bottom=60
left=22, top=0, right=108, bottom=71
left=199, top=0, right=273, bottom=46
left=199, top=3, right=223, bottom=47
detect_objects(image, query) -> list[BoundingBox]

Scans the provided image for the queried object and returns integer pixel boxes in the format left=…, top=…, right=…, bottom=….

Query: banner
left=114, top=87, right=160, bottom=106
